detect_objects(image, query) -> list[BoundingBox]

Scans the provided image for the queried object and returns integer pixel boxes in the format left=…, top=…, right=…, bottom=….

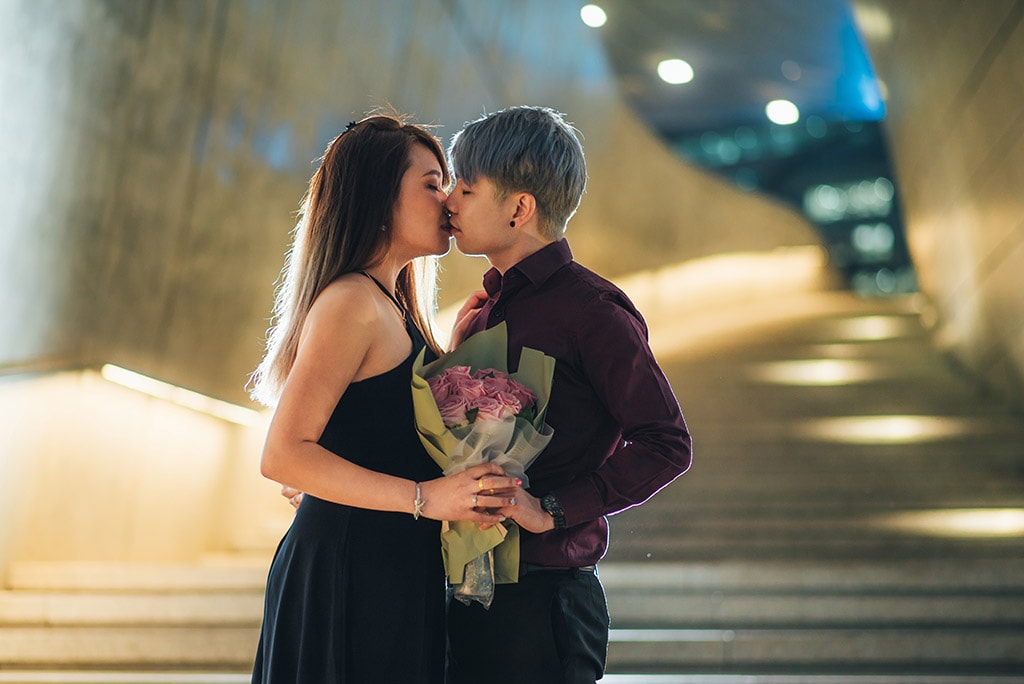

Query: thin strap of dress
left=359, top=271, right=423, bottom=344
left=359, top=271, right=406, bottom=317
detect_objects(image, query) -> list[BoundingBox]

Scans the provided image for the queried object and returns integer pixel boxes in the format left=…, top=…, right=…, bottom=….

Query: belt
left=520, top=562, right=596, bottom=577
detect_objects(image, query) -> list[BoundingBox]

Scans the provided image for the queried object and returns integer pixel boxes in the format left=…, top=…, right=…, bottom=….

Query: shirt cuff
left=548, top=478, right=604, bottom=529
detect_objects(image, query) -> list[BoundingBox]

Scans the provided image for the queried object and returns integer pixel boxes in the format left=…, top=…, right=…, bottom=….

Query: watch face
left=541, top=494, right=565, bottom=528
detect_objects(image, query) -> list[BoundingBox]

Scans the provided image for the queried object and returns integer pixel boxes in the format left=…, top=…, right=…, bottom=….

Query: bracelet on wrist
left=413, top=482, right=425, bottom=520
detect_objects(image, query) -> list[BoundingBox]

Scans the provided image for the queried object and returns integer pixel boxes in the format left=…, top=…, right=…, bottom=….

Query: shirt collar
left=482, top=239, right=573, bottom=297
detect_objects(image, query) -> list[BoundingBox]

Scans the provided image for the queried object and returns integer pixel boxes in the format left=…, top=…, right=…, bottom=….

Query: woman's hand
left=419, top=463, right=520, bottom=523
left=449, top=290, right=489, bottom=350
left=281, top=485, right=304, bottom=509
left=481, top=486, right=555, bottom=533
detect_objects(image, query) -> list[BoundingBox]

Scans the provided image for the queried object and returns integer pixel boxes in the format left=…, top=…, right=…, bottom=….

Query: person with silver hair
left=443, top=105, right=692, bottom=684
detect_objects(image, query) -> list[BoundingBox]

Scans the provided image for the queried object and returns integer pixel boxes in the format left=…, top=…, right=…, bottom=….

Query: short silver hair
left=449, top=106, right=587, bottom=239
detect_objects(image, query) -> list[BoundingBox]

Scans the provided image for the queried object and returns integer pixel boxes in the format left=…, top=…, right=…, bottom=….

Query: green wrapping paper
left=411, top=322, right=555, bottom=586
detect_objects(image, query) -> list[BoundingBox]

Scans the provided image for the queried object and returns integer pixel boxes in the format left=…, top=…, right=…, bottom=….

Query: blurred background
left=1, top=0, right=1022, bottom=680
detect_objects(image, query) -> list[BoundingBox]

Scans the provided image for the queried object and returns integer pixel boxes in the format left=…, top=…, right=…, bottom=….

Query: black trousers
left=446, top=567, right=610, bottom=684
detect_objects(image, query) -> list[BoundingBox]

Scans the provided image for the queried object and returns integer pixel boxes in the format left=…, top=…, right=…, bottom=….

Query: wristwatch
left=540, top=493, right=566, bottom=530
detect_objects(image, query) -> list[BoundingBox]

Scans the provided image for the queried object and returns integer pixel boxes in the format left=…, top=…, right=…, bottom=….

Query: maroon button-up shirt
left=464, top=239, right=692, bottom=566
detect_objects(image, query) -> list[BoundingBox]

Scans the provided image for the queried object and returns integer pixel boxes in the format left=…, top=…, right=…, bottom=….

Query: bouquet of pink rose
left=411, top=322, right=554, bottom=608
left=428, top=365, right=539, bottom=429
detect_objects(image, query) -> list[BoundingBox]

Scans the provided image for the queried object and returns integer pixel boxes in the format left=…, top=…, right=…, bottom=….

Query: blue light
left=837, top=10, right=886, bottom=119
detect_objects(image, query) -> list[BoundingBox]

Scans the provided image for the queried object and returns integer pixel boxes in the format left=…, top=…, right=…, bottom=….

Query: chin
left=453, top=245, right=485, bottom=259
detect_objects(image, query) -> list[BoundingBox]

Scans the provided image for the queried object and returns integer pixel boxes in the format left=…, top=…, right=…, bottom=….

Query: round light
left=765, top=99, right=800, bottom=125
left=748, top=359, right=885, bottom=386
left=781, top=60, right=802, bottom=81
left=877, top=509, right=1024, bottom=538
left=795, top=415, right=982, bottom=445
left=580, top=4, right=607, bottom=28
left=657, top=58, right=694, bottom=85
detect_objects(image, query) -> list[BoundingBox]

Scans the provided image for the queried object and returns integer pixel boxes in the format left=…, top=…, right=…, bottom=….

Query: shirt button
left=492, top=309, right=505, bottom=321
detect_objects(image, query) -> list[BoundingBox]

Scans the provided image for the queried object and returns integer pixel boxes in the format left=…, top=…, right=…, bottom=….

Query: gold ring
left=478, top=479, right=485, bottom=491
left=488, top=488, right=495, bottom=495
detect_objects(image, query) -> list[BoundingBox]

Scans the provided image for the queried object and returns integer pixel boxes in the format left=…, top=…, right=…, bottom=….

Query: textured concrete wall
left=0, top=0, right=816, bottom=406
left=854, top=0, right=1024, bottom=410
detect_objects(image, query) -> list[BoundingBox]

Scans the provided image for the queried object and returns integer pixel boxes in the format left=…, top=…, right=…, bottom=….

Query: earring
left=380, top=225, right=387, bottom=232
left=509, top=220, right=516, bottom=228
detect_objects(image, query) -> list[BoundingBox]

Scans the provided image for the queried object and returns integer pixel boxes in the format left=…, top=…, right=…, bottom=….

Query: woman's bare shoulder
left=310, top=274, right=376, bottom=320
left=300, top=274, right=380, bottom=348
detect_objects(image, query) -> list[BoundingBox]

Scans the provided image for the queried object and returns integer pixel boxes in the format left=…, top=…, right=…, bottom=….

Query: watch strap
left=540, top=493, right=566, bottom=529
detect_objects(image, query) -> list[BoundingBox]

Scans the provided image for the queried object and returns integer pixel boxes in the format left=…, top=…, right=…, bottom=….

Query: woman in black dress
left=248, top=114, right=517, bottom=683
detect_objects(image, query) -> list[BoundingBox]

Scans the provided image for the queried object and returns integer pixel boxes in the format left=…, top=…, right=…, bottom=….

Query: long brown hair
left=250, top=113, right=450, bottom=406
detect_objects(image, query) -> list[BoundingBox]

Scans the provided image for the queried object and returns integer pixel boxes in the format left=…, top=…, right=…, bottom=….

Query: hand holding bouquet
left=412, top=323, right=555, bottom=608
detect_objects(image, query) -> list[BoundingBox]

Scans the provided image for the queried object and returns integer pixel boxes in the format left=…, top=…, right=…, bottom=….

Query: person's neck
left=361, top=261, right=403, bottom=294
left=489, top=234, right=556, bottom=274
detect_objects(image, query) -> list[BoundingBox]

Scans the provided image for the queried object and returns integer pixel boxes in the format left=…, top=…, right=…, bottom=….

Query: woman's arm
left=261, top=280, right=514, bottom=522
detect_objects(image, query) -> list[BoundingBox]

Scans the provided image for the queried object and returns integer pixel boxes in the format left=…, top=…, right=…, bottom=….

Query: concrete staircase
left=0, top=561, right=263, bottom=674
left=602, top=561, right=1024, bottom=678
left=3, top=558, right=1024, bottom=681
left=3, top=294, right=1024, bottom=682
left=593, top=293, right=1024, bottom=680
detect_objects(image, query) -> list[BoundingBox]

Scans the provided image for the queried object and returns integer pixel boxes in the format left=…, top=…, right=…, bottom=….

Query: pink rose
left=480, top=374, right=512, bottom=396
left=507, top=379, right=536, bottom=410
left=446, top=366, right=473, bottom=380
left=450, top=375, right=487, bottom=401
left=472, top=396, right=516, bottom=423
left=427, top=374, right=453, bottom=403
left=438, top=395, right=472, bottom=427
left=493, top=391, right=522, bottom=416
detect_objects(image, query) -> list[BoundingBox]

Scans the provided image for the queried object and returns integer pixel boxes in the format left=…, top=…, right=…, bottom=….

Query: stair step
left=0, top=675, right=250, bottom=684
left=4, top=585, right=1021, bottom=631
left=598, top=561, right=1024, bottom=591
left=607, top=626, right=1024, bottom=671
left=0, top=626, right=258, bottom=669
left=0, top=592, right=263, bottom=626
left=10, top=559, right=1024, bottom=594
left=608, top=591, right=1024, bottom=626
left=5, top=562, right=268, bottom=593
left=7, top=588, right=1018, bottom=632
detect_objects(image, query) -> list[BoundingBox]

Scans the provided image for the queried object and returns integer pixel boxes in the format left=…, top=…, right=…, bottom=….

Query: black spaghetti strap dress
left=252, top=277, right=445, bottom=683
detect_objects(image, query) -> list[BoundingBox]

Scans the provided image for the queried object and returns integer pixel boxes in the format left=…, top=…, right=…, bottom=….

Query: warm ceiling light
left=657, top=58, right=694, bottom=85
left=827, top=315, right=914, bottom=341
left=795, top=415, right=982, bottom=444
left=580, top=4, right=607, bottom=28
left=766, top=99, right=799, bottom=125
left=101, top=364, right=261, bottom=426
left=876, top=509, right=1024, bottom=538
left=853, top=4, right=893, bottom=41
left=748, top=359, right=885, bottom=386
